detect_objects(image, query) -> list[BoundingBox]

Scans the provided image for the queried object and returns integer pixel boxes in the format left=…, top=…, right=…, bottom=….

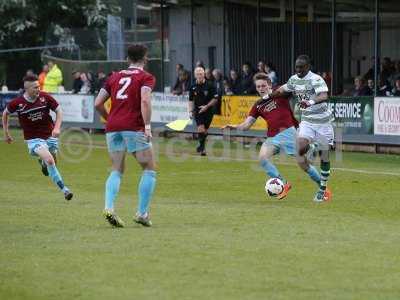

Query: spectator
left=72, top=71, right=83, bottom=94
left=229, top=69, right=241, bottom=94
left=93, top=70, right=107, bottom=93
left=79, top=72, right=91, bottom=94
left=377, top=77, right=392, bottom=96
left=380, top=57, right=394, bottom=85
left=353, top=76, right=372, bottom=96
left=223, top=79, right=234, bottom=96
left=205, top=68, right=214, bottom=82
left=87, top=71, right=96, bottom=94
left=173, top=64, right=184, bottom=91
left=43, top=60, right=63, bottom=93
left=212, top=69, right=224, bottom=96
left=363, top=56, right=379, bottom=81
left=265, top=62, right=278, bottom=86
left=389, top=61, right=400, bottom=87
left=212, top=68, right=224, bottom=114
left=392, top=78, right=400, bottom=96
left=367, top=79, right=374, bottom=92
left=257, top=61, right=266, bottom=73
left=38, top=64, right=49, bottom=91
left=240, top=62, right=255, bottom=94
left=172, top=70, right=190, bottom=95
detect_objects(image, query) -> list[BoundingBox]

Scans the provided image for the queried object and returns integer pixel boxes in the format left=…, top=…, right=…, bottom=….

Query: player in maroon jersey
left=95, top=44, right=156, bottom=227
left=223, top=73, right=321, bottom=199
left=2, top=75, right=73, bottom=200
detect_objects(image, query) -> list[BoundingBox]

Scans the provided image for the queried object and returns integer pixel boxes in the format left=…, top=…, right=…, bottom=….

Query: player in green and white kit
left=271, top=55, right=333, bottom=202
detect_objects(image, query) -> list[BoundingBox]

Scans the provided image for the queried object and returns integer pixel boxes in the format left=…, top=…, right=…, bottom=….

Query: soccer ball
left=265, top=177, right=284, bottom=197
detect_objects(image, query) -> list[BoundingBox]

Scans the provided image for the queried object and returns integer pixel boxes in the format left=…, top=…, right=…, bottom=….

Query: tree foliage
left=0, top=0, right=121, bottom=48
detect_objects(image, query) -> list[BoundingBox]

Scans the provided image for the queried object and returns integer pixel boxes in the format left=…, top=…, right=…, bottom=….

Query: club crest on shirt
left=40, top=97, right=45, bottom=103
left=204, top=90, right=208, bottom=96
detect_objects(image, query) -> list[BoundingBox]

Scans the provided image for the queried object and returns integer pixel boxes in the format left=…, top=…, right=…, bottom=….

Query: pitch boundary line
left=59, top=141, right=400, bottom=177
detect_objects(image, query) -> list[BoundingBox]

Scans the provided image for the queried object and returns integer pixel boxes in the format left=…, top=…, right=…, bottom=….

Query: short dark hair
left=23, top=75, right=38, bottom=82
left=297, top=55, right=311, bottom=64
left=253, top=72, right=272, bottom=84
left=127, top=44, right=148, bottom=63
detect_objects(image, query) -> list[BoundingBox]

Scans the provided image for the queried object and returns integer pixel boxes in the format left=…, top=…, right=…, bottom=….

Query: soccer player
left=223, top=72, right=321, bottom=199
left=95, top=44, right=156, bottom=227
left=188, top=67, right=220, bottom=156
left=2, top=75, right=73, bottom=200
left=271, top=55, right=333, bottom=202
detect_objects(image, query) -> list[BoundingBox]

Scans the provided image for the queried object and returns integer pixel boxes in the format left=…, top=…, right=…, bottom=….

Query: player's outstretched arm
left=222, top=116, right=256, bottom=131
left=95, top=88, right=110, bottom=120
left=269, top=86, right=292, bottom=98
left=2, top=109, right=13, bottom=144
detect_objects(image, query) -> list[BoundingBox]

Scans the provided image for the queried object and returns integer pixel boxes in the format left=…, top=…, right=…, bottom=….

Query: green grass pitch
left=1, top=129, right=400, bottom=300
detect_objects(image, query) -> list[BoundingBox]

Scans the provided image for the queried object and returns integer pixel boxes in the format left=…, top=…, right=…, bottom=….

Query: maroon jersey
left=248, top=96, right=298, bottom=137
left=6, top=92, right=59, bottom=140
left=104, top=66, right=156, bottom=132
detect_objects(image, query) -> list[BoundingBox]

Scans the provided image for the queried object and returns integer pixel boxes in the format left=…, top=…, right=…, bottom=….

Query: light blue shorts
left=106, top=131, right=151, bottom=153
left=263, top=126, right=296, bottom=156
left=26, top=137, right=59, bottom=156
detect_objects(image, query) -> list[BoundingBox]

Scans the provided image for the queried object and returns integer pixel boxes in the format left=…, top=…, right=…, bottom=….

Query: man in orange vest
left=38, top=64, right=49, bottom=90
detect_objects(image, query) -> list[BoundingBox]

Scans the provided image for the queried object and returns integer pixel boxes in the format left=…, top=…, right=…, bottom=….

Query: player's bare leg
left=133, top=148, right=156, bottom=227
left=104, top=151, right=126, bottom=227
left=35, top=146, right=73, bottom=200
left=197, top=125, right=207, bottom=156
left=38, top=151, right=57, bottom=177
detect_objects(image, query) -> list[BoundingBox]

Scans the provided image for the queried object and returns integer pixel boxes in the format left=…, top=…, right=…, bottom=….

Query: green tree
left=0, top=0, right=120, bottom=88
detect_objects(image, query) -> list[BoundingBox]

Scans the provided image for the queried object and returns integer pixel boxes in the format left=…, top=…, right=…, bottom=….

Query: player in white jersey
left=271, top=55, right=333, bottom=202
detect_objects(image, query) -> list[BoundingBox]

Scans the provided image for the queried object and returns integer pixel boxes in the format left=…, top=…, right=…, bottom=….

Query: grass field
left=1, top=129, right=400, bottom=300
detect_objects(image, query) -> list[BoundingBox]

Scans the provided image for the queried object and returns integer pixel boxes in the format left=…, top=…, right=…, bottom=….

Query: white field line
left=58, top=141, right=400, bottom=177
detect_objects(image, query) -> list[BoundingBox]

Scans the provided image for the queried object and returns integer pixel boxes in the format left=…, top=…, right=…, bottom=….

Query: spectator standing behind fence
left=93, top=71, right=107, bottom=94
left=240, top=62, right=255, bottom=94
left=80, top=72, right=91, bottom=94
left=229, top=69, right=241, bottom=94
left=265, top=62, right=278, bottom=86
left=43, top=61, right=63, bottom=93
left=173, top=64, right=184, bottom=91
left=212, top=69, right=224, bottom=114
left=257, top=61, right=266, bottom=73
left=72, top=71, right=83, bottom=94
left=353, top=76, right=372, bottom=96
left=389, top=61, right=400, bottom=87
left=172, top=70, right=190, bottom=95
left=223, top=79, right=234, bottom=96
left=377, top=77, right=392, bottom=96
left=367, top=79, right=374, bottom=93
left=38, top=64, right=49, bottom=91
left=380, top=57, right=395, bottom=85
left=392, top=78, right=400, bottom=96
left=205, top=68, right=214, bottom=83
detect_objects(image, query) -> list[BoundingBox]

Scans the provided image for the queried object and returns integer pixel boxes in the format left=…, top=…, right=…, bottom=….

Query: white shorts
left=298, top=121, right=334, bottom=148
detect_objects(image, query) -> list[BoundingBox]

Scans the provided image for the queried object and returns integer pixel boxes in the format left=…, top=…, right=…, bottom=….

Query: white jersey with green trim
left=282, top=71, right=333, bottom=124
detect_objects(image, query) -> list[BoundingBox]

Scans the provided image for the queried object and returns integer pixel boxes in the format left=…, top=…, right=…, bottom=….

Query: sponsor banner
left=328, top=96, right=374, bottom=134
left=52, top=94, right=95, bottom=123
left=210, top=95, right=267, bottom=130
left=374, top=97, right=400, bottom=136
left=151, top=92, right=190, bottom=123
